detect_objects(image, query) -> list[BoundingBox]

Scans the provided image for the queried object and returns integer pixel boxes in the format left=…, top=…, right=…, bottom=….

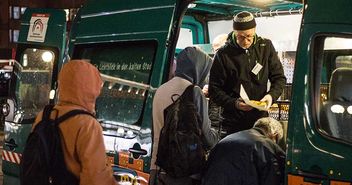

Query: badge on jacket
left=252, top=63, right=263, bottom=75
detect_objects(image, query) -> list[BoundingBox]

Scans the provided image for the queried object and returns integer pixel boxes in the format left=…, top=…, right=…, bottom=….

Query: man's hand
left=235, top=98, right=253, bottom=111
left=260, top=94, right=273, bottom=109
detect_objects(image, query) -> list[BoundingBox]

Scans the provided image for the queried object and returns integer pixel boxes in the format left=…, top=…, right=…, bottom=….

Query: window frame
left=13, top=46, right=59, bottom=120
left=311, top=32, right=352, bottom=145
left=72, top=40, right=158, bottom=127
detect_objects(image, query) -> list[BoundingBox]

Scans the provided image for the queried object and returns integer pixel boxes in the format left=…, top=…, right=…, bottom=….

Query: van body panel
left=68, top=0, right=186, bottom=184
left=304, top=0, right=352, bottom=25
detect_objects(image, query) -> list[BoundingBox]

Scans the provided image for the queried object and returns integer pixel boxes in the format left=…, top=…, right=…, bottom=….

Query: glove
left=260, top=94, right=273, bottom=109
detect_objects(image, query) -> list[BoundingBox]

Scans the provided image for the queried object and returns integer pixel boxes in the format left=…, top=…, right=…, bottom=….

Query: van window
left=16, top=48, right=55, bottom=119
left=73, top=41, right=156, bottom=127
left=317, top=36, right=352, bottom=143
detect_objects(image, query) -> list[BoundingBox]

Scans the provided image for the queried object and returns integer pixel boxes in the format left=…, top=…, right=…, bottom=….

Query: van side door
left=68, top=0, right=188, bottom=184
left=286, top=0, right=352, bottom=184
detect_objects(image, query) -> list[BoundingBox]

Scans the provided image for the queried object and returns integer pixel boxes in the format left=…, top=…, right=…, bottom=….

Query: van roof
left=188, top=0, right=302, bottom=19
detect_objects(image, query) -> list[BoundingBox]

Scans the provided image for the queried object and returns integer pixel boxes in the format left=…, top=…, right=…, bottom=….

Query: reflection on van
left=17, top=48, right=54, bottom=119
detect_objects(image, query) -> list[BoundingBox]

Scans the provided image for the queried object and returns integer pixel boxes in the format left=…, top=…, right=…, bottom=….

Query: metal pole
left=254, top=9, right=302, bottom=17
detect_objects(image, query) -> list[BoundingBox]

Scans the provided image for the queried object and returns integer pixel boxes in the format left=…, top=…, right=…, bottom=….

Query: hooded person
left=150, top=47, right=219, bottom=185
left=32, top=60, right=117, bottom=185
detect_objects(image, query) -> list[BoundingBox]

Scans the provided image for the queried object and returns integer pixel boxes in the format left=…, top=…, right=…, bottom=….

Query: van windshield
left=73, top=41, right=156, bottom=128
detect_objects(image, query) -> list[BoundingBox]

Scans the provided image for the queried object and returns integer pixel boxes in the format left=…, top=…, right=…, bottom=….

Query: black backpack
left=20, top=104, right=94, bottom=185
left=156, top=85, right=206, bottom=178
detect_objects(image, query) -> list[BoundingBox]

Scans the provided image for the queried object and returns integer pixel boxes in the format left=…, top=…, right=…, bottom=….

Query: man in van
left=202, top=117, right=285, bottom=185
left=208, top=11, right=286, bottom=138
left=150, top=47, right=218, bottom=185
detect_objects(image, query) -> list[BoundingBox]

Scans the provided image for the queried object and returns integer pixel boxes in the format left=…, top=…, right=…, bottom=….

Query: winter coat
left=202, top=128, right=285, bottom=185
left=151, top=46, right=219, bottom=170
left=209, top=32, right=286, bottom=133
left=33, top=60, right=117, bottom=185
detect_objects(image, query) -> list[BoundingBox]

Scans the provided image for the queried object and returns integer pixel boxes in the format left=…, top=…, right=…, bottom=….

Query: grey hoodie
left=151, top=47, right=218, bottom=170
left=175, top=47, right=212, bottom=88
left=175, top=47, right=218, bottom=148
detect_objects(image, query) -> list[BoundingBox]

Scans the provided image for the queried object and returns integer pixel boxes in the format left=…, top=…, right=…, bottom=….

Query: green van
left=3, top=0, right=352, bottom=184
left=66, top=0, right=300, bottom=184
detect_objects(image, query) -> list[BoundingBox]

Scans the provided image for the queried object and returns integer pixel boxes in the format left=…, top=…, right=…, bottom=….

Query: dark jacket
left=209, top=32, right=286, bottom=132
left=202, top=128, right=285, bottom=185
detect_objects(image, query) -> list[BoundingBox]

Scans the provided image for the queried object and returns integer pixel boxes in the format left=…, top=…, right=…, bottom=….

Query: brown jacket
left=33, top=60, right=117, bottom=185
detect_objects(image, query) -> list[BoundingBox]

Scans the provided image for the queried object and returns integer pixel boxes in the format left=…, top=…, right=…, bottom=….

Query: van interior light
left=126, top=130, right=134, bottom=138
left=108, top=82, right=114, bottom=89
left=252, top=0, right=272, bottom=5
left=117, top=128, right=125, bottom=136
left=49, top=90, right=56, bottom=100
left=347, top=106, right=352, bottom=115
left=23, top=54, right=28, bottom=67
left=118, top=85, right=124, bottom=91
left=4, top=72, right=10, bottom=79
left=330, top=104, right=345, bottom=114
left=188, top=3, right=196, bottom=8
left=42, top=51, right=53, bottom=62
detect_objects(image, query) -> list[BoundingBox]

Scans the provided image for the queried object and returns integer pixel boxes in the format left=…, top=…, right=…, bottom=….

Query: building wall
left=0, top=0, right=10, bottom=58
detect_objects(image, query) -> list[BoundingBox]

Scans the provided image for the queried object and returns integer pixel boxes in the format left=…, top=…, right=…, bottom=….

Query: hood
left=175, top=46, right=212, bottom=87
left=57, top=60, right=103, bottom=113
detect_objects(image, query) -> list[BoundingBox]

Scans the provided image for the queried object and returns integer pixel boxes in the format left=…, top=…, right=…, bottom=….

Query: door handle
left=129, top=148, right=147, bottom=155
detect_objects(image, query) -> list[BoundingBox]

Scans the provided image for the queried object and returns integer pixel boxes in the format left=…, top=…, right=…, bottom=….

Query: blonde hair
left=254, top=117, right=283, bottom=140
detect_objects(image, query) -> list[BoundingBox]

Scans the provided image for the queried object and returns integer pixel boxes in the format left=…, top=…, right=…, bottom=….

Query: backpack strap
left=170, top=85, right=195, bottom=102
left=42, top=104, right=55, bottom=121
left=171, top=94, right=180, bottom=102
left=182, top=85, right=195, bottom=102
left=40, top=104, right=95, bottom=125
left=54, top=109, right=95, bottom=125
left=184, top=85, right=195, bottom=94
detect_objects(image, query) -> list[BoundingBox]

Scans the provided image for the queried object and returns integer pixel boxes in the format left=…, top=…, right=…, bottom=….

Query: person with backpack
left=150, top=47, right=219, bottom=185
left=22, top=60, right=117, bottom=185
left=201, top=117, right=285, bottom=185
